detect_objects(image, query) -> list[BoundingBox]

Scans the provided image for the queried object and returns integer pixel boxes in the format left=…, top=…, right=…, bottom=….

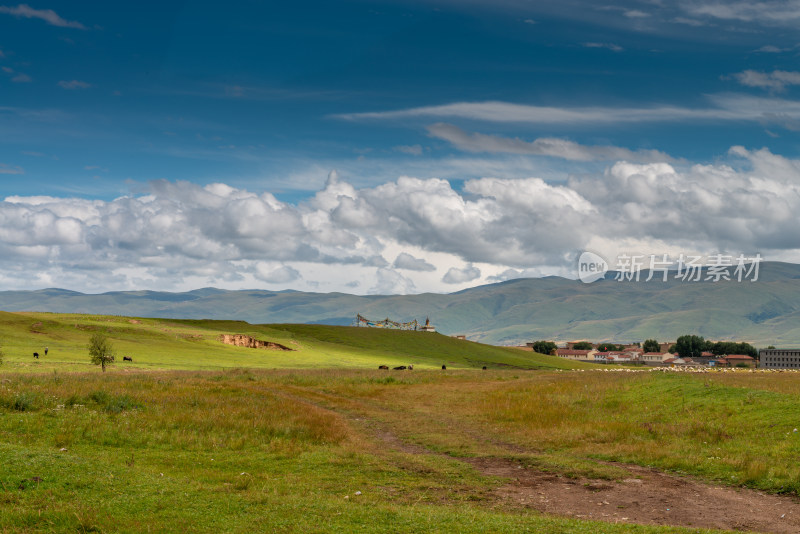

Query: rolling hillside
left=0, top=311, right=584, bottom=371
left=2, top=262, right=800, bottom=346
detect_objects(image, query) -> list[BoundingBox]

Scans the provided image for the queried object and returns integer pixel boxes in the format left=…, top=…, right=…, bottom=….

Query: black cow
left=378, top=365, right=389, bottom=370
left=123, top=356, right=133, bottom=362
left=393, top=365, right=407, bottom=370
left=482, top=366, right=487, bottom=370
left=33, top=352, right=39, bottom=359
left=441, top=365, right=447, bottom=370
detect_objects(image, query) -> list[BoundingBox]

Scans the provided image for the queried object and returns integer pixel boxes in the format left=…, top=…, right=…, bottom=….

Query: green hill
left=0, top=311, right=586, bottom=372
left=3, top=261, right=800, bottom=346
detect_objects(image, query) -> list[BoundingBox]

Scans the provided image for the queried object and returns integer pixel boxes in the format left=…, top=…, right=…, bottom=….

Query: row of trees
left=530, top=335, right=758, bottom=359
left=670, top=335, right=758, bottom=359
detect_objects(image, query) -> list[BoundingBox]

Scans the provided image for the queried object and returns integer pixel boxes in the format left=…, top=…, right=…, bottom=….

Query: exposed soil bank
left=218, top=334, right=293, bottom=351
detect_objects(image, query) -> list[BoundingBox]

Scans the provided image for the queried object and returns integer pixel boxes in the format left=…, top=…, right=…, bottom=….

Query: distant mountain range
left=2, top=261, right=800, bottom=347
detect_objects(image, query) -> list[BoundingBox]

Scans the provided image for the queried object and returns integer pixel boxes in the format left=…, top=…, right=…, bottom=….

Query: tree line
left=530, top=335, right=758, bottom=359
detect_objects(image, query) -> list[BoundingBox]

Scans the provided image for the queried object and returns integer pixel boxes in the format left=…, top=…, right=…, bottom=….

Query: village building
left=759, top=349, right=800, bottom=369
left=641, top=352, right=673, bottom=365
left=691, top=352, right=718, bottom=365
left=555, top=348, right=597, bottom=361
left=722, top=354, right=755, bottom=368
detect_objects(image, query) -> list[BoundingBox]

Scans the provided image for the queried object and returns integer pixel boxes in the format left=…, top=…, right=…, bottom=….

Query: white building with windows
left=759, top=349, right=800, bottom=369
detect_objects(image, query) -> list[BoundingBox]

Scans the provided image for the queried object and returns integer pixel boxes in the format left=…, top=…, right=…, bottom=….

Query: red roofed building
left=723, top=354, right=755, bottom=368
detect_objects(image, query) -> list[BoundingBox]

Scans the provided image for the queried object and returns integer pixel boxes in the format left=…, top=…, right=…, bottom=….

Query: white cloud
left=486, top=268, right=523, bottom=282
left=370, top=268, right=417, bottom=294
left=442, top=264, right=481, bottom=284
left=0, top=4, right=85, bottom=29
left=254, top=264, right=301, bottom=284
left=733, top=70, right=800, bottom=92
left=57, top=80, right=91, bottom=90
left=3, top=146, right=800, bottom=293
left=393, top=252, right=436, bottom=271
left=624, top=10, right=649, bottom=18
left=584, top=42, right=624, bottom=52
left=11, top=73, right=31, bottom=83
left=334, top=94, right=800, bottom=129
left=427, top=123, right=674, bottom=162
left=685, top=1, right=800, bottom=25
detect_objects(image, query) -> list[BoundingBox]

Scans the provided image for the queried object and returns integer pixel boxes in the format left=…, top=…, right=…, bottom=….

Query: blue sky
left=2, top=1, right=800, bottom=294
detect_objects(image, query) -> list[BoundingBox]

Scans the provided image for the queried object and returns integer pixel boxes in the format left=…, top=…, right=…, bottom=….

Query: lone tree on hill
left=88, top=333, right=115, bottom=372
left=642, top=339, right=660, bottom=353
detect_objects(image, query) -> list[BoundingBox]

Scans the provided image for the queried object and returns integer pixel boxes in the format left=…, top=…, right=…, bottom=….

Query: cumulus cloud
left=427, top=123, right=673, bottom=162
left=0, top=4, right=85, bottom=29
left=254, top=264, right=300, bottom=284
left=486, top=268, right=523, bottom=283
left=4, top=146, right=800, bottom=293
left=393, top=252, right=436, bottom=271
left=370, top=268, right=417, bottom=294
left=442, top=264, right=481, bottom=284
left=733, top=70, right=800, bottom=92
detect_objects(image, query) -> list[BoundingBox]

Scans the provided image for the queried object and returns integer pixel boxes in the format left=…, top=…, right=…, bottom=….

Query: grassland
left=0, top=311, right=588, bottom=372
left=1, top=368, right=749, bottom=534
left=2, top=312, right=800, bottom=533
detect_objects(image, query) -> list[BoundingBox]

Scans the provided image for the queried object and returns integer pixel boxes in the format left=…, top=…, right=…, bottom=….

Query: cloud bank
left=2, top=147, right=800, bottom=293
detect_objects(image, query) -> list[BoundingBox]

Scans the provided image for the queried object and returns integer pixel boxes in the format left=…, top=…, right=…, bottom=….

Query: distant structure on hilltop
left=353, top=314, right=437, bottom=332
left=419, top=317, right=436, bottom=333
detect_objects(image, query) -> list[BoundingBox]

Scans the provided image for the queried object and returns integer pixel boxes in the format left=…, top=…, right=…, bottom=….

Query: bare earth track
left=471, top=458, right=800, bottom=534
left=369, top=419, right=800, bottom=533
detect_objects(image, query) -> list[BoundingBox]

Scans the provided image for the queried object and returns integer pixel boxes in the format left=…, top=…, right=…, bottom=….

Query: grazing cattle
left=44, top=347, right=48, bottom=356
left=378, top=365, right=389, bottom=370
left=408, top=364, right=413, bottom=370
left=33, top=352, right=39, bottom=359
left=482, top=366, right=487, bottom=370
left=393, top=365, right=407, bottom=370
left=442, top=364, right=447, bottom=370
left=123, top=356, right=133, bottom=362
